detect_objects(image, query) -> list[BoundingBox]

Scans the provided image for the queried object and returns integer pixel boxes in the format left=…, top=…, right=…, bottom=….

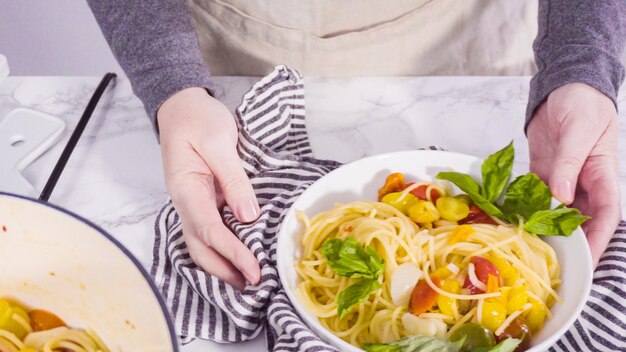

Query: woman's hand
left=528, top=83, right=621, bottom=267
left=157, top=87, right=261, bottom=290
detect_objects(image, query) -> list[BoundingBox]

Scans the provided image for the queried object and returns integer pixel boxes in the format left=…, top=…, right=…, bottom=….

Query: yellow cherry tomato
left=494, top=286, right=511, bottom=307
left=448, top=225, right=476, bottom=245
left=454, top=194, right=472, bottom=205
left=436, top=197, right=470, bottom=221
left=488, top=256, right=520, bottom=286
left=408, top=200, right=440, bottom=223
left=486, top=274, right=499, bottom=293
left=437, top=280, right=460, bottom=318
left=0, top=300, right=30, bottom=339
left=381, top=192, right=420, bottom=214
left=481, top=300, right=507, bottom=332
left=507, top=286, right=529, bottom=315
left=526, top=296, right=547, bottom=334
left=431, top=265, right=453, bottom=279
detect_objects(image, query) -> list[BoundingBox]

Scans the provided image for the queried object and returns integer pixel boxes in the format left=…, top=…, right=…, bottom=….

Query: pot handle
left=39, top=72, right=117, bottom=202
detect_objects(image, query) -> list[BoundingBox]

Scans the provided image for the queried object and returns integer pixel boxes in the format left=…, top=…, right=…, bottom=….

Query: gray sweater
left=87, top=1, right=626, bottom=130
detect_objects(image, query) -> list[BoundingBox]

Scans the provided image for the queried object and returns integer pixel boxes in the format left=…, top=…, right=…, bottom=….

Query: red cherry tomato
left=406, top=184, right=441, bottom=203
left=496, top=317, right=531, bottom=351
left=463, top=256, right=500, bottom=294
left=463, top=276, right=483, bottom=295
left=459, top=205, right=498, bottom=225
left=409, top=277, right=441, bottom=315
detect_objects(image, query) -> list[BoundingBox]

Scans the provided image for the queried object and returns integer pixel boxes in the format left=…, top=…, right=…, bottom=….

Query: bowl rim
left=276, top=149, right=593, bottom=352
left=0, top=191, right=180, bottom=351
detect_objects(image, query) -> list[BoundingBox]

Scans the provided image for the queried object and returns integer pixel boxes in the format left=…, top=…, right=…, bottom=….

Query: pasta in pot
left=0, top=300, right=109, bottom=352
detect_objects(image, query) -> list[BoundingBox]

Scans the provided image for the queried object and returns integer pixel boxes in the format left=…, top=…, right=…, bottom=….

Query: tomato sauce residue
left=1, top=225, right=6, bottom=232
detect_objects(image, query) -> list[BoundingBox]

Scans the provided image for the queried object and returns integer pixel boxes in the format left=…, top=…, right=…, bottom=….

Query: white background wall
left=0, top=0, right=122, bottom=75
left=1, top=1, right=625, bottom=76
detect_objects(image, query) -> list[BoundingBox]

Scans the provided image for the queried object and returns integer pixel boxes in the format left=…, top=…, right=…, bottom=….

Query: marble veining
left=0, top=75, right=624, bottom=352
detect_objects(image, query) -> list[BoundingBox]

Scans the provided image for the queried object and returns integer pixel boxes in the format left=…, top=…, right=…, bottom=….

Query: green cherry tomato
left=449, top=323, right=496, bottom=351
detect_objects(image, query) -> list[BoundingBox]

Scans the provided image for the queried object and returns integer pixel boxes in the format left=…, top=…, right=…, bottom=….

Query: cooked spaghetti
left=295, top=174, right=561, bottom=351
left=0, top=300, right=109, bottom=352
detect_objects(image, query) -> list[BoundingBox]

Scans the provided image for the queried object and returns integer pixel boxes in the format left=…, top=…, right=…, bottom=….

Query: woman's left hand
left=527, top=83, right=621, bottom=267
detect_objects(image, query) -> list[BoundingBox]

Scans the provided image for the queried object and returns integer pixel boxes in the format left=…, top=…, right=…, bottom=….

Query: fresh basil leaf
left=481, top=141, right=514, bottom=203
left=501, top=173, right=551, bottom=222
left=363, top=334, right=465, bottom=352
left=337, top=279, right=381, bottom=319
left=470, top=338, right=521, bottom=352
left=321, top=238, right=384, bottom=279
left=436, top=172, right=505, bottom=219
left=524, top=208, right=590, bottom=236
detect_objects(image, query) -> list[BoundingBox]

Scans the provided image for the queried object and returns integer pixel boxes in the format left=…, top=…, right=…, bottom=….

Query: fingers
left=576, top=160, right=621, bottom=268
left=584, top=205, right=620, bottom=268
left=196, top=137, right=261, bottom=223
left=549, top=116, right=599, bottom=205
left=173, top=175, right=261, bottom=286
left=184, top=231, right=246, bottom=290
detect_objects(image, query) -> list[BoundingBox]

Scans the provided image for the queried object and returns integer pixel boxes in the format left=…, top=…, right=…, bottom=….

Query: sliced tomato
left=463, top=276, right=483, bottom=295
left=463, top=256, right=500, bottom=294
left=407, top=184, right=441, bottom=203
left=378, top=173, right=405, bottom=200
left=409, top=277, right=441, bottom=315
left=472, top=257, right=500, bottom=283
left=459, top=205, right=497, bottom=225
left=496, top=317, right=531, bottom=351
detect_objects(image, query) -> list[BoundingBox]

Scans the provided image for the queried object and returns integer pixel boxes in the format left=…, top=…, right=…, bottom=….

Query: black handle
left=39, top=73, right=117, bottom=202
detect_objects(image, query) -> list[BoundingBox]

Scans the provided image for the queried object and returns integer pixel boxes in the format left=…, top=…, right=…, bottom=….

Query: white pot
left=0, top=193, right=178, bottom=351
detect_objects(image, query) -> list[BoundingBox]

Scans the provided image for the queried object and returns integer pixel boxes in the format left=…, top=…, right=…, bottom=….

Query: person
left=88, top=1, right=625, bottom=290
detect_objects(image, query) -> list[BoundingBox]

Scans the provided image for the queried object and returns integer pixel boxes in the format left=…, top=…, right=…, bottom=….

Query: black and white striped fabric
left=151, top=66, right=626, bottom=352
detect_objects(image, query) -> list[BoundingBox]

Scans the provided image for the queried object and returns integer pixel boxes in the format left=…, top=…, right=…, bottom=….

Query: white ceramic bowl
left=277, top=150, right=593, bottom=352
left=0, top=193, right=178, bottom=351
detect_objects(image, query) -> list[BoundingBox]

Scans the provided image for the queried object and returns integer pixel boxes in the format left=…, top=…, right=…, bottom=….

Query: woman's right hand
left=157, top=87, right=261, bottom=290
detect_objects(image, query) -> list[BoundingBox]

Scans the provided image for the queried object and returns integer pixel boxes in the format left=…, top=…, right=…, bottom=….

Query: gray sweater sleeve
left=527, top=0, right=626, bottom=129
left=87, top=0, right=214, bottom=129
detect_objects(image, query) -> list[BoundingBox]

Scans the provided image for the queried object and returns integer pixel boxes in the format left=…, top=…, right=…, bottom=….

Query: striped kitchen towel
left=151, top=66, right=626, bottom=352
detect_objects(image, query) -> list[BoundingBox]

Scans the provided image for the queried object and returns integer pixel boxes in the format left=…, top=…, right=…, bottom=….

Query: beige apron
left=188, top=0, right=538, bottom=76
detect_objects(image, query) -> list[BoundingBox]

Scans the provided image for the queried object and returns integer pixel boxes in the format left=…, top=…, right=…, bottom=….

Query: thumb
left=549, top=118, right=596, bottom=205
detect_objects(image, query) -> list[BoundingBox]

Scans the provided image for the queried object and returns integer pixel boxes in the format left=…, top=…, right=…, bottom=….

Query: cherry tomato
left=409, top=277, right=441, bottom=316
left=408, top=184, right=441, bottom=203
left=471, top=256, right=500, bottom=283
left=381, top=192, right=420, bottom=214
left=459, top=205, right=498, bottom=225
left=463, top=257, right=500, bottom=294
left=29, top=309, right=66, bottom=332
left=496, top=317, right=531, bottom=351
left=378, top=173, right=405, bottom=200
left=463, top=276, right=483, bottom=295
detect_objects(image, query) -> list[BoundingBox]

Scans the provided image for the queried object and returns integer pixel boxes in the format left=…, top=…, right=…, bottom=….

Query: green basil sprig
left=321, top=237, right=384, bottom=279
left=362, top=334, right=466, bottom=352
left=436, top=142, right=588, bottom=236
left=362, top=334, right=520, bottom=352
left=321, top=237, right=384, bottom=319
left=481, top=141, right=515, bottom=203
left=337, top=279, right=381, bottom=319
left=524, top=208, right=590, bottom=236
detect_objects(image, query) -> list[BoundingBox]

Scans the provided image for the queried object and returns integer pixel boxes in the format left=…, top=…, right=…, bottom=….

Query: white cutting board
left=0, top=108, right=65, bottom=196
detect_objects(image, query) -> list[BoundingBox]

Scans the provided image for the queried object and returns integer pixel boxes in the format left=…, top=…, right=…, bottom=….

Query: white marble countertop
left=1, top=76, right=625, bottom=351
